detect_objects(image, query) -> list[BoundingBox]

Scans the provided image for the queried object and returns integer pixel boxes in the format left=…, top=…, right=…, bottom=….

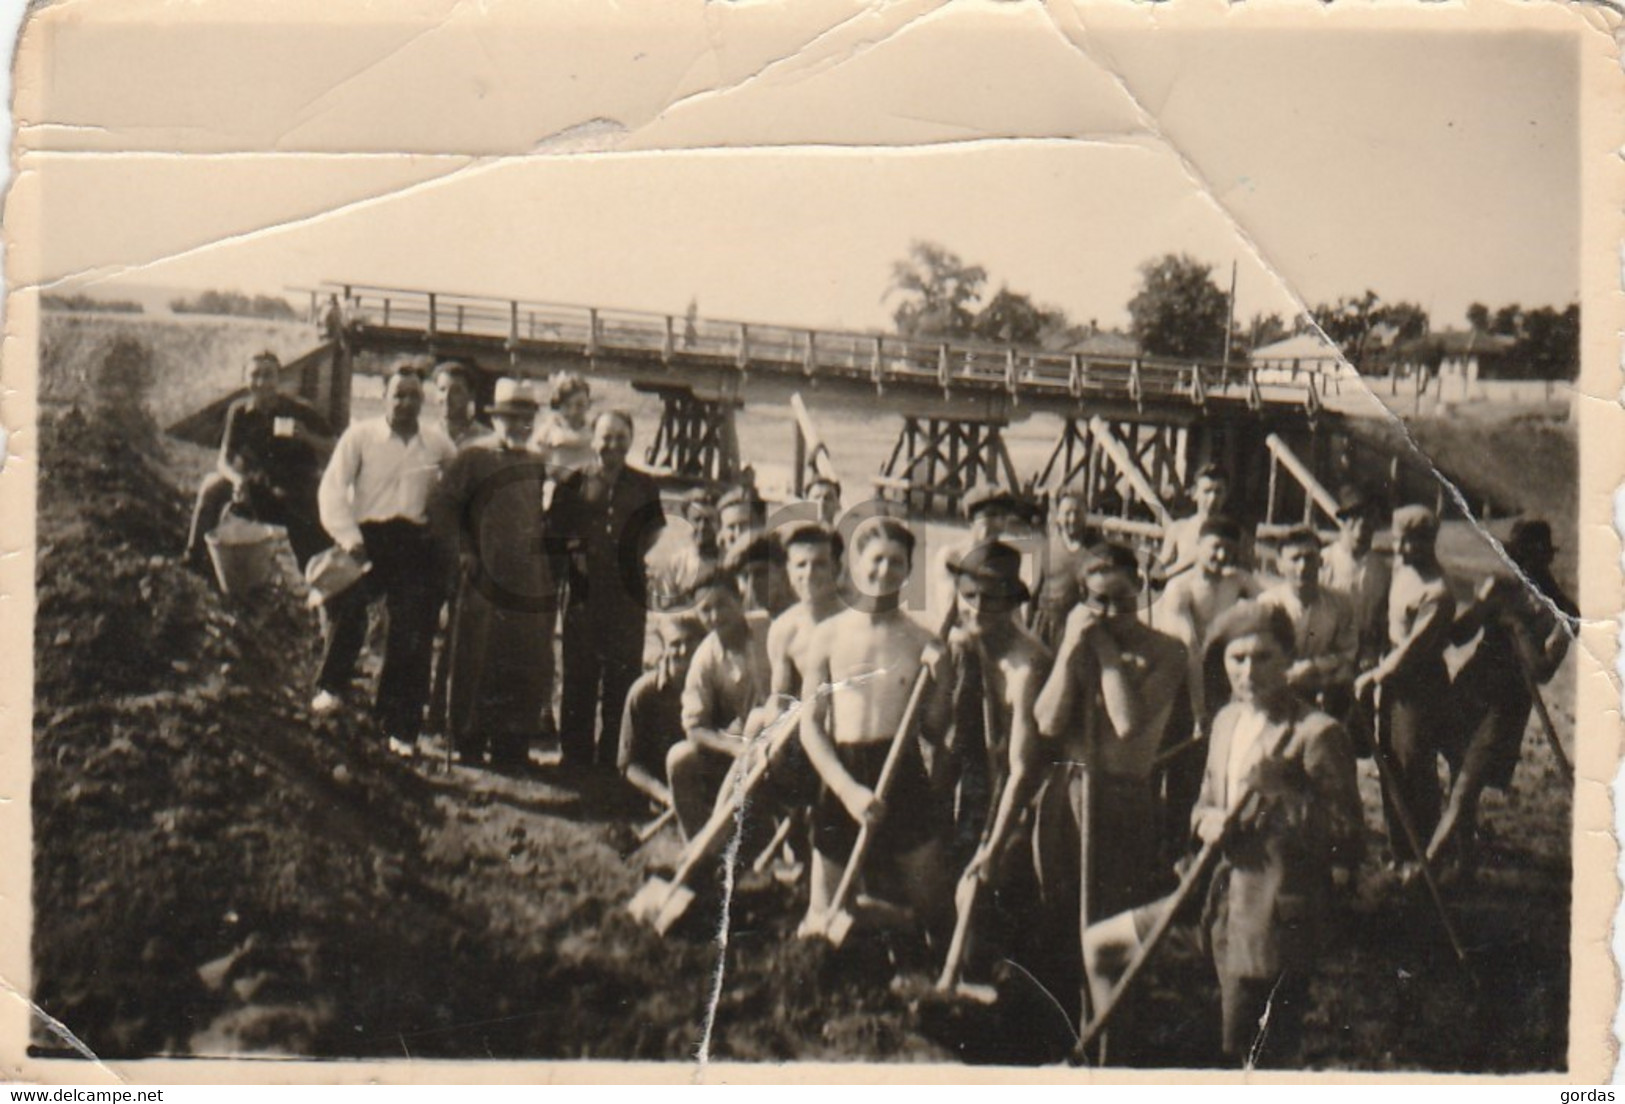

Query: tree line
left=884, top=241, right=1579, bottom=380
left=42, top=293, right=144, bottom=314
left=169, top=289, right=299, bottom=321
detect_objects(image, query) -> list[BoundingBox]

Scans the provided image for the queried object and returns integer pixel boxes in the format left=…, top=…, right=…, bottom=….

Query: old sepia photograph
left=4, top=0, right=1619, bottom=1082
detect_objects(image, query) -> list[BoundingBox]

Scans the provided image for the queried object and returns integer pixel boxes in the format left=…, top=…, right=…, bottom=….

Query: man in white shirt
left=314, top=363, right=457, bottom=754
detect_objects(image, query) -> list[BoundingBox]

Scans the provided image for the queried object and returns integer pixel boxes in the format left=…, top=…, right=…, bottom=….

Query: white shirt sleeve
left=318, top=425, right=366, bottom=550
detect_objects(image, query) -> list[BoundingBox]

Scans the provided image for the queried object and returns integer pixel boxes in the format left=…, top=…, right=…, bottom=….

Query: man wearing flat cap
left=433, top=378, right=554, bottom=771
left=934, top=483, right=1040, bottom=625
left=1321, top=484, right=1392, bottom=674
left=1354, top=504, right=1455, bottom=873
left=1032, top=540, right=1187, bottom=1033
left=943, top=541, right=1053, bottom=984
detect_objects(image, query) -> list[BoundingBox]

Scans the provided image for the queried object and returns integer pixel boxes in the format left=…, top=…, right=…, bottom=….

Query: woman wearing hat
left=434, top=378, right=555, bottom=770
left=1429, top=519, right=1577, bottom=877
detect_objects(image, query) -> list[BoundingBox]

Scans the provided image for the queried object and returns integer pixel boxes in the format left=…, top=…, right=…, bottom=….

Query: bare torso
left=819, top=609, right=937, bottom=745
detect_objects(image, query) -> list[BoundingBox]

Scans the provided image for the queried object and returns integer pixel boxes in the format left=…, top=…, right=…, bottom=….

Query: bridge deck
left=300, top=282, right=1346, bottom=418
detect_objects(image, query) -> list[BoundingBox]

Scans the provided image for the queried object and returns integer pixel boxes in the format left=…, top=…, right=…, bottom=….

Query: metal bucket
left=205, top=514, right=281, bottom=597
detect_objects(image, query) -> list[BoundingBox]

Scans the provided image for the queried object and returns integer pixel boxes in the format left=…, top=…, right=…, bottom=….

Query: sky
left=28, top=6, right=1582, bottom=339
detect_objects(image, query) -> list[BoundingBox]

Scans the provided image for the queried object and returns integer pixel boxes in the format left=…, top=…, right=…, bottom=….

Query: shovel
left=1070, top=706, right=1313, bottom=1064
left=800, top=648, right=938, bottom=949
left=627, top=707, right=799, bottom=935
left=1369, top=685, right=1470, bottom=970
left=1511, top=638, right=1574, bottom=786
left=936, top=650, right=1008, bottom=996
left=634, top=805, right=676, bottom=845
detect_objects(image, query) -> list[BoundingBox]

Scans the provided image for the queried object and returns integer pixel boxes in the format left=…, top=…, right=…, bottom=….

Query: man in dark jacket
left=551, top=410, right=666, bottom=773
left=185, top=351, right=332, bottom=573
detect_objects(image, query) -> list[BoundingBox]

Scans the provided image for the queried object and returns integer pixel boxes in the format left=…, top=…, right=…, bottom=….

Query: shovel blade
left=824, top=908, right=856, bottom=949
left=626, top=877, right=674, bottom=925
left=652, top=884, right=697, bottom=936
left=953, top=981, right=998, bottom=1005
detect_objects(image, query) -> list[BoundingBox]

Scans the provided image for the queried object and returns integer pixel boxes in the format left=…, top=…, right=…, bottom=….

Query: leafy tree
left=972, top=285, right=1068, bottom=347
left=170, top=289, right=297, bottom=321
left=1126, top=254, right=1229, bottom=359
left=1376, top=301, right=1429, bottom=344
left=1514, top=304, right=1580, bottom=380
left=1466, top=302, right=1491, bottom=332
left=1491, top=303, right=1523, bottom=337
left=885, top=241, right=987, bottom=339
left=1249, top=312, right=1289, bottom=348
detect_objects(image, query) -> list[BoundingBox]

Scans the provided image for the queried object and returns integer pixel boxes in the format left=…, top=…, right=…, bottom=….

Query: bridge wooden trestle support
left=244, top=283, right=1369, bottom=525
left=633, top=382, right=742, bottom=485
left=873, top=415, right=1021, bottom=517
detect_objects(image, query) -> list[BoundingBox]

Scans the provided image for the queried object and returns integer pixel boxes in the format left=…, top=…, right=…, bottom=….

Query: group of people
left=187, top=353, right=666, bottom=773
left=186, top=350, right=1577, bottom=1068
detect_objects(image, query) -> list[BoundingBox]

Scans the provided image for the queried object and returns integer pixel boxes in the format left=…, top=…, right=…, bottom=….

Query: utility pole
left=1222, top=259, right=1238, bottom=368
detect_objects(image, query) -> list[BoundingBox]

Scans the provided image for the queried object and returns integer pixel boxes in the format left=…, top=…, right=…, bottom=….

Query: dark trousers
left=1379, top=677, right=1445, bottom=862
left=559, top=600, right=644, bottom=768
left=316, top=520, right=442, bottom=741
left=187, top=472, right=327, bottom=573
left=1218, top=970, right=1308, bottom=1066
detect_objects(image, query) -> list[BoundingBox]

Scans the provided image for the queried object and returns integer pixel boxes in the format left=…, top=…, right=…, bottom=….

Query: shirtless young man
left=768, top=523, right=846, bottom=703
left=946, top=542, right=1052, bottom=918
left=798, top=516, right=953, bottom=940
left=1156, top=464, right=1231, bottom=581
left=1156, top=517, right=1261, bottom=730
left=1353, top=504, right=1456, bottom=872
left=754, top=523, right=847, bottom=814
left=1032, top=543, right=1189, bottom=921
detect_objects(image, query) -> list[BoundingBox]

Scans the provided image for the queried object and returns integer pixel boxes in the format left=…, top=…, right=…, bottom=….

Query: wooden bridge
left=175, top=281, right=1398, bottom=541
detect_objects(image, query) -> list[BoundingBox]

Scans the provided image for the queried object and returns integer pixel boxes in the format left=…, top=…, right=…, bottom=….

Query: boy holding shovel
left=798, top=516, right=954, bottom=947
left=939, top=541, right=1052, bottom=990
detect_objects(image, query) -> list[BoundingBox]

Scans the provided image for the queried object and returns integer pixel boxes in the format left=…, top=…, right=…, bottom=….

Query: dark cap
left=1335, top=484, right=1374, bottom=519
left=947, top=540, right=1031, bottom=605
left=1082, top=539, right=1140, bottom=575
left=1507, top=518, right=1556, bottom=559
left=718, top=486, right=766, bottom=521
left=1275, top=524, right=1323, bottom=551
left=1392, top=504, right=1438, bottom=538
left=1203, top=599, right=1296, bottom=661
left=963, top=484, right=1027, bottom=520
left=1198, top=516, right=1244, bottom=544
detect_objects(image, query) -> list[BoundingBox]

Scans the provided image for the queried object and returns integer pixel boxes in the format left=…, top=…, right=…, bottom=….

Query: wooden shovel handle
left=825, top=661, right=935, bottom=917
left=670, top=704, right=800, bottom=888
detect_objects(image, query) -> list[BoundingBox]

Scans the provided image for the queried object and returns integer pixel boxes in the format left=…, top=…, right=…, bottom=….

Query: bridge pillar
left=874, top=414, right=1019, bottom=517
left=1035, top=416, right=1186, bottom=526
left=312, top=336, right=353, bottom=430
left=635, top=381, right=741, bottom=486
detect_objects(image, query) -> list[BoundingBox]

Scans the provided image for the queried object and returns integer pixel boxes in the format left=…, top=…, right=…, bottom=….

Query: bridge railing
left=304, top=281, right=1340, bottom=409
